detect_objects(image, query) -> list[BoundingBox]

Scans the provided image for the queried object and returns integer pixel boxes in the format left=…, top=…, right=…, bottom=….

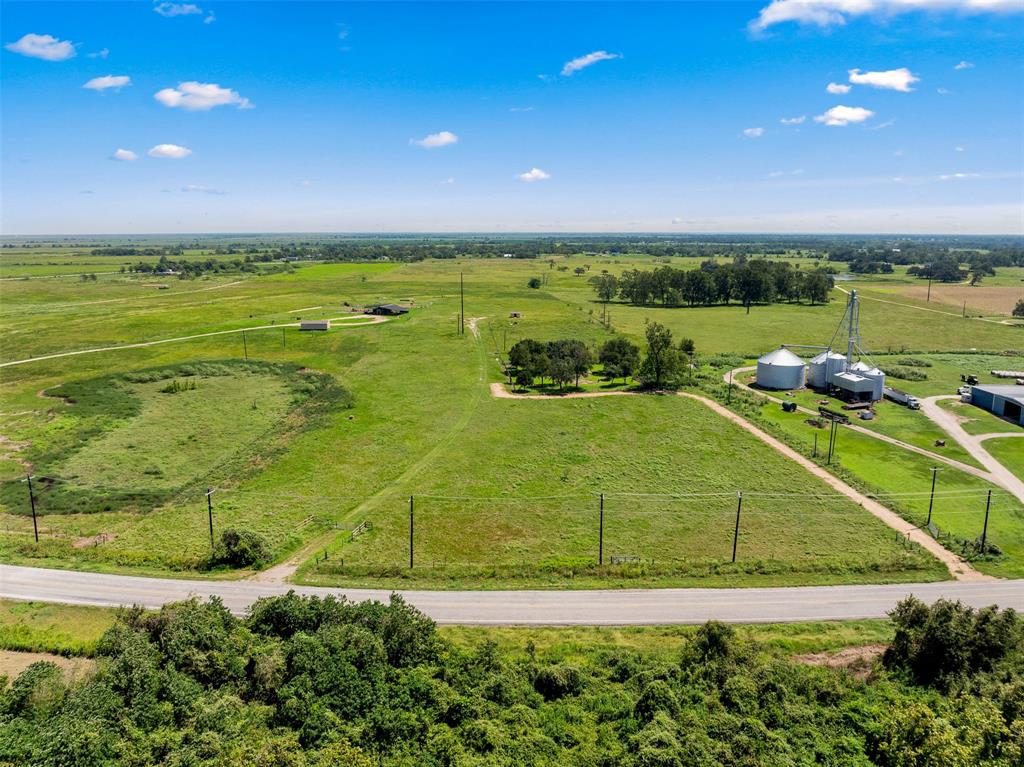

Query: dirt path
left=727, top=366, right=993, bottom=480
left=0, top=315, right=387, bottom=369
left=489, top=382, right=988, bottom=581
left=920, top=396, right=1024, bottom=504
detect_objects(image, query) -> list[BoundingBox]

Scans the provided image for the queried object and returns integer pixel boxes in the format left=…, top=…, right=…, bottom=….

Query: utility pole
left=927, top=277, right=932, bottom=302
left=242, top=330, right=248, bottom=360
left=206, top=488, right=216, bottom=549
left=962, top=300, right=967, bottom=319
left=598, top=493, right=604, bottom=566
left=409, top=495, right=415, bottom=568
left=282, top=328, right=286, bottom=349
left=727, top=368, right=734, bottom=405
left=731, top=492, right=743, bottom=563
left=459, top=272, right=465, bottom=336
left=981, top=490, right=991, bottom=552
left=926, top=467, right=941, bottom=527
left=23, top=475, right=38, bottom=543
left=813, top=432, right=818, bottom=458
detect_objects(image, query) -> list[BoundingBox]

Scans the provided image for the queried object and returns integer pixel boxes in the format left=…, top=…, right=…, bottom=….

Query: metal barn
left=970, top=385, right=1024, bottom=426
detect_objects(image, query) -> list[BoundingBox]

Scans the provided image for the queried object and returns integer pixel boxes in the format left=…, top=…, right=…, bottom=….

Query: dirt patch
left=0, top=650, right=94, bottom=684
left=72, top=533, right=117, bottom=549
left=0, top=434, right=32, bottom=471
left=898, top=284, right=1023, bottom=316
left=794, top=644, right=887, bottom=680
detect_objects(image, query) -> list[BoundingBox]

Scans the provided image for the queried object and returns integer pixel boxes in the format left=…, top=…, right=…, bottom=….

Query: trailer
left=818, top=406, right=850, bottom=424
left=299, top=319, right=330, bottom=331
left=884, top=386, right=920, bottom=409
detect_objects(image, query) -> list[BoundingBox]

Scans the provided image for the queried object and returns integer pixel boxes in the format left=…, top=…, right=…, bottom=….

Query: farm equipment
left=781, top=401, right=798, bottom=413
left=961, top=374, right=979, bottom=386
left=818, top=406, right=850, bottom=424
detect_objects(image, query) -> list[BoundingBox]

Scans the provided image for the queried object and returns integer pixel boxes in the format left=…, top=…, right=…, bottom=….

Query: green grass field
left=1, top=250, right=1021, bottom=587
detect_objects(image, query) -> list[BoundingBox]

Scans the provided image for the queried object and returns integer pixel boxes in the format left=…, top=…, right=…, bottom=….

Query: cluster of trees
left=848, top=259, right=894, bottom=274
left=507, top=338, right=593, bottom=389
left=593, top=260, right=833, bottom=312
left=1014, top=298, right=1024, bottom=318
left=829, top=241, right=1024, bottom=268
left=506, top=323, right=695, bottom=390
left=123, top=255, right=262, bottom=278
left=1, top=594, right=1021, bottom=766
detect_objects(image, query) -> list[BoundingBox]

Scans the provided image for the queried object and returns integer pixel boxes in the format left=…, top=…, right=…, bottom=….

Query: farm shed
left=808, top=351, right=847, bottom=389
left=368, top=304, right=409, bottom=316
left=849, top=360, right=885, bottom=401
left=299, top=320, right=330, bottom=331
left=756, top=348, right=806, bottom=390
left=830, top=371, right=876, bottom=403
left=970, top=384, right=1024, bottom=426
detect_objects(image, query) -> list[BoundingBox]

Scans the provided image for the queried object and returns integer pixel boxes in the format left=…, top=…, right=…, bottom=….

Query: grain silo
left=756, top=347, right=806, bottom=390
left=808, top=351, right=847, bottom=389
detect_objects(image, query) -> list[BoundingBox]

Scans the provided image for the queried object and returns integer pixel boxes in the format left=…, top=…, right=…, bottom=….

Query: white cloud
left=561, top=50, right=621, bottom=76
left=848, top=67, right=919, bottom=92
left=955, top=146, right=965, bottom=152
left=148, top=143, right=192, bottom=159
left=938, top=172, right=982, bottom=180
left=204, top=12, right=215, bottom=24
left=112, top=148, right=138, bottom=161
left=750, top=0, right=1023, bottom=31
left=440, top=177, right=455, bottom=185
left=826, top=82, right=851, bottom=94
left=83, top=75, right=131, bottom=91
left=937, top=87, right=952, bottom=94
left=743, top=127, right=765, bottom=138
left=154, top=81, right=252, bottom=111
left=87, top=48, right=109, bottom=59
left=814, top=105, right=874, bottom=126
left=954, top=60, right=974, bottom=70
left=181, top=184, right=224, bottom=194
left=780, top=115, right=806, bottom=125
left=411, top=130, right=459, bottom=149
left=153, top=2, right=203, bottom=17
left=517, top=168, right=551, bottom=182
left=5, top=33, right=75, bottom=61
left=509, top=106, right=535, bottom=112
left=769, top=169, right=805, bottom=177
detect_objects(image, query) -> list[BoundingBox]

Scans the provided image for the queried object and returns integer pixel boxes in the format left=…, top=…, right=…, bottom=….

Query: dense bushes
left=1, top=594, right=1021, bottom=766
left=207, top=528, right=272, bottom=568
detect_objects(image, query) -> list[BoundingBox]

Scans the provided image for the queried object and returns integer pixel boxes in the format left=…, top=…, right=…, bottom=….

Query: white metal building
left=755, top=348, right=807, bottom=390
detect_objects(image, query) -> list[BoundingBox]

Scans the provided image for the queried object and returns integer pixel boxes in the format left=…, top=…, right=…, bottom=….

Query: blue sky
left=2, top=0, right=1022, bottom=234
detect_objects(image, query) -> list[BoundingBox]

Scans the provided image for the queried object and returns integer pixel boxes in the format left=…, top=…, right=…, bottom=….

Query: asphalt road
left=2, top=565, right=1022, bottom=625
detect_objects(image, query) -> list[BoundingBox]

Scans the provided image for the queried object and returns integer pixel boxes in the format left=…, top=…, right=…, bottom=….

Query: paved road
left=921, top=395, right=1024, bottom=504
left=2, top=565, right=1021, bottom=624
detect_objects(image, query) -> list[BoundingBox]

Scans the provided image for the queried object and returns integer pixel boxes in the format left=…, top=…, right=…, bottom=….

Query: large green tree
left=637, top=321, right=683, bottom=389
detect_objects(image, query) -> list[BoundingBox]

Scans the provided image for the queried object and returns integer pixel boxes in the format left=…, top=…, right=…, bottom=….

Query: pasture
left=0, top=247, right=1020, bottom=586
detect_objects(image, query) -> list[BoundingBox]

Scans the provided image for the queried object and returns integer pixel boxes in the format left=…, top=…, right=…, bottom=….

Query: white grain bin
left=808, top=350, right=847, bottom=389
left=850, top=360, right=885, bottom=401
left=756, top=348, right=806, bottom=390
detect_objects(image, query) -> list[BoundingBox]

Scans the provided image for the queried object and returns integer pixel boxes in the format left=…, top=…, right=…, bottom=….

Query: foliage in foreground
left=1, top=595, right=1022, bottom=766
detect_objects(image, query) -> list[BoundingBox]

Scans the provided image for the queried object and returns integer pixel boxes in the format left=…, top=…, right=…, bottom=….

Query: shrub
left=634, top=680, right=679, bottom=724
left=883, top=365, right=928, bottom=381
left=208, top=529, right=272, bottom=569
left=533, top=664, right=585, bottom=700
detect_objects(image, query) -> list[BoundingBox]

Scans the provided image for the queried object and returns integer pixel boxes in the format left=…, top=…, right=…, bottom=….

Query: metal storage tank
left=850, top=361, right=885, bottom=401
left=808, top=351, right=847, bottom=389
left=756, top=348, right=806, bottom=390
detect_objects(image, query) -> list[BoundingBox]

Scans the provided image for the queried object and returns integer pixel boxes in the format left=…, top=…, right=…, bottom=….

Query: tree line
left=1, top=593, right=1020, bottom=766
left=506, top=322, right=696, bottom=390
left=591, top=260, right=833, bottom=312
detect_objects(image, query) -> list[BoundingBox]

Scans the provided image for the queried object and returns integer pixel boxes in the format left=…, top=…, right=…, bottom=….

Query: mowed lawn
left=0, top=255, right=1018, bottom=585
left=302, top=393, right=943, bottom=588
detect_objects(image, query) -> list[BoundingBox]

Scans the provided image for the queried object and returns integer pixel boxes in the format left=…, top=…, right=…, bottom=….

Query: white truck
left=884, top=386, right=920, bottom=409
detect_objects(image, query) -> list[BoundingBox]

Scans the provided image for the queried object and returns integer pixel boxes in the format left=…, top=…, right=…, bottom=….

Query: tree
left=573, top=267, right=586, bottom=277
left=507, top=339, right=547, bottom=389
left=527, top=277, right=542, bottom=289
left=1013, top=298, right=1024, bottom=318
left=598, top=338, right=640, bottom=381
left=546, top=339, right=591, bottom=388
left=637, top=321, right=683, bottom=389
left=591, top=274, right=619, bottom=303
